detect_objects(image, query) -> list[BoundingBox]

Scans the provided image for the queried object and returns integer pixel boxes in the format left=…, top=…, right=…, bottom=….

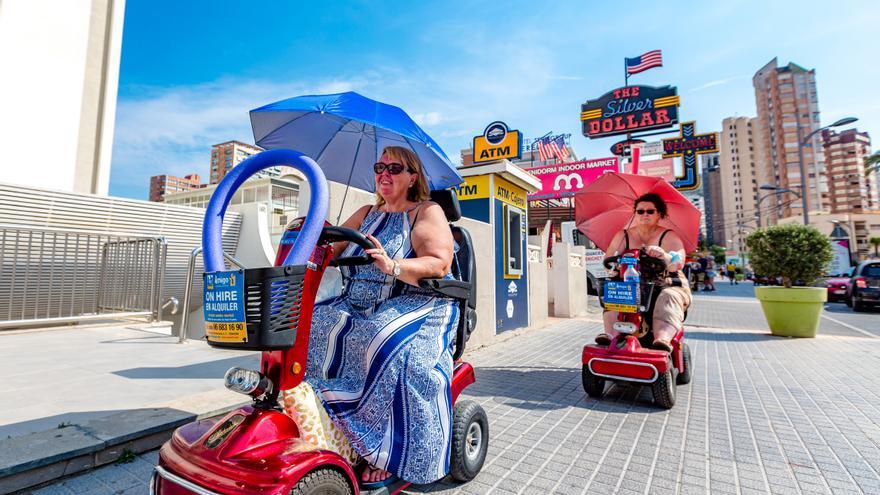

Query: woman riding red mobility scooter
left=574, top=174, right=699, bottom=409
left=581, top=249, right=692, bottom=408
left=150, top=149, right=488, bottom=495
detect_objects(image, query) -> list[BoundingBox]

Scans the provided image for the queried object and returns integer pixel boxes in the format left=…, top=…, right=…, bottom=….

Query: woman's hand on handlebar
left=364, top=233, right=396, bottom=276
left=645, top=245, right=666, bottom=259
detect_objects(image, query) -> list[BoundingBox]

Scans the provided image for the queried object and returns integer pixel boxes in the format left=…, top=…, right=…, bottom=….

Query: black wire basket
left=204, top=264, right=308, bottom=350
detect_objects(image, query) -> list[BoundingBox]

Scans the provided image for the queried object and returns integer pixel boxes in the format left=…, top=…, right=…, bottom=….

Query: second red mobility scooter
left=150, top=149, right=488, bottom=494
left=581, top=249, right=692, bottom=409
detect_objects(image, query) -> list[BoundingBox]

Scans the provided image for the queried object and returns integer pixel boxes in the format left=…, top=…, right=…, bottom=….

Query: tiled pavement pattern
left=31, top=299, right=880, bottom=494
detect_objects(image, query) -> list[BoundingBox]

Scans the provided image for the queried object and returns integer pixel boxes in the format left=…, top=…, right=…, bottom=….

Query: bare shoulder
left=341, top=204, right=374, bottom=228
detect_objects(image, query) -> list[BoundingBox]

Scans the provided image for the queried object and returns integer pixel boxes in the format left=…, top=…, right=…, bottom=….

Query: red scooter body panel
left=582, top=328, right=685, bottom=382
left=451, top=361, right=475, bottom=402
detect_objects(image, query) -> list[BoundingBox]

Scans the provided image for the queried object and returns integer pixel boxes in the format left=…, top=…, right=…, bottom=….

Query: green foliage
left=746, top=224, right=833, bottom=288
left=870, top=236, right=880, bottom=257
left=708, top=245, right=726, bottom=264
left=865, top=151, right=880, bottom=176
left=115, top=448, right=137, bottom=464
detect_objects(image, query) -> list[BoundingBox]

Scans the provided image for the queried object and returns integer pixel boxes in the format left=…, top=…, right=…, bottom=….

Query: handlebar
left=319, top=226, right=377, bottom=266
left=202, top=149, right=328, bottom=272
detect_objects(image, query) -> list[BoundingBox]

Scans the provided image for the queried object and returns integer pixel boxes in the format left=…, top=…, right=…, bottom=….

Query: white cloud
left=413, top=111, right=443, bottom=126
left=690, top=75, right=751, bottom=93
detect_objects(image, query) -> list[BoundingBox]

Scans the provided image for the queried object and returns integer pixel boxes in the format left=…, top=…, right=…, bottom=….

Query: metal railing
left=0, top=225, right=167, bottom=329
left=179, top=247, right=245, bottom=343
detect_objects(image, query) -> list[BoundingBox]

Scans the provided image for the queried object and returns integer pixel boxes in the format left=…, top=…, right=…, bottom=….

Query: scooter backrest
left=202, top=149, right=328, bottom=272
left=429, top=189, right=462, bottom=222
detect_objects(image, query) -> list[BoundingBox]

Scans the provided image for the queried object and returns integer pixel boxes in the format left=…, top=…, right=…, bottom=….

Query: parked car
left=845, top=261, right=880, bottom=311
left=824, top=267, right=855, bottom=303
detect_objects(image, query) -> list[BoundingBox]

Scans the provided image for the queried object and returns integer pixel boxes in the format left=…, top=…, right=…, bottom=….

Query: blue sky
left=110, top=0, right=880, bottom=199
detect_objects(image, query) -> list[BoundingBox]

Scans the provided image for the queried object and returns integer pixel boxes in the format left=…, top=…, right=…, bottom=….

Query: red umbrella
left=574, top=172, right=701, bottom=253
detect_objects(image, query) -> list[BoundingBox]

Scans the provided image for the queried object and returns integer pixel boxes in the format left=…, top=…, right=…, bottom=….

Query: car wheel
left=450, top=400, right=489, bottom=482
left=852, top=294, right=865, bottom=312
left=289, top=468, right=351, bottom=495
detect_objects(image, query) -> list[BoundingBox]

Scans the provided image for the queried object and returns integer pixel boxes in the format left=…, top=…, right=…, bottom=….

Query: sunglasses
left=635, top=209, right=657, bottom=215
left=373, top=162, right=414, bottom=175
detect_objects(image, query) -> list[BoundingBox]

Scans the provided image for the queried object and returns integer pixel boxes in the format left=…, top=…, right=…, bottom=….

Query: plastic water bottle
left=623, top=262, right=640, bottom=283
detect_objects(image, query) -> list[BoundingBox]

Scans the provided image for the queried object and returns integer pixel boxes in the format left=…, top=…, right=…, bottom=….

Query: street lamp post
left=756, top=184, right=792, bottom=227
left=795, top=117, right=858, bottom=226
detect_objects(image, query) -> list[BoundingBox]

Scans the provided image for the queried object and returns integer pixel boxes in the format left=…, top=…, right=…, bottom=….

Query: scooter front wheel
left=290, top=468, right=351, bottom=495
left=676, top=343, right=692, bottom=385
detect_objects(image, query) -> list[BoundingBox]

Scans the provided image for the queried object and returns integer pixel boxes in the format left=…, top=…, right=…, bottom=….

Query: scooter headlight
left=224, top=367, right=272, bottom=397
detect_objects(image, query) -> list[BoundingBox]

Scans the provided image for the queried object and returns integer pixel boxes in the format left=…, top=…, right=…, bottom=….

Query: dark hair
left=634, top=193, right=667, bottom=218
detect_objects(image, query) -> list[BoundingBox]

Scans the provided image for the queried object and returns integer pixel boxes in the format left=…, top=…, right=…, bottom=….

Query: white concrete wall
left=0, top=0, right=124, bottom=195
left=456, top=217, right=495, bottom=350
left=550, top=243, right=588, bottom=318
left=228, top=203, right=275, bottom=267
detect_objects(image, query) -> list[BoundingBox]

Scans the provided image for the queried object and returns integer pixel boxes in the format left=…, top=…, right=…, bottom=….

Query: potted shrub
left=746, top=224, right=833, bottom=337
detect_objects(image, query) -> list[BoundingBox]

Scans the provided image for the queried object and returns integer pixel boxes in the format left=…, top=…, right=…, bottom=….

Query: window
left=504, top=205, right=524, bottom=277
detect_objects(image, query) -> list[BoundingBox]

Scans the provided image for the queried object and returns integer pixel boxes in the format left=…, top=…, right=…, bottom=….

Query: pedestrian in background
left=726, top=262, right=737, bottom=285
left=704, top=258, right=717, bottom=292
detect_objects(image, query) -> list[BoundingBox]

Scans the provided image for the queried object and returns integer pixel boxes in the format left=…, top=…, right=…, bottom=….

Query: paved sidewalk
left=15, top=282, right=880, bottom=494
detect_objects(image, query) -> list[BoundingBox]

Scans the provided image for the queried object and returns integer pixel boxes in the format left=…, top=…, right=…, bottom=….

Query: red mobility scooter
left=581, top=249, right=692, bottom=409
left=151, top=149, right=488, bottom=494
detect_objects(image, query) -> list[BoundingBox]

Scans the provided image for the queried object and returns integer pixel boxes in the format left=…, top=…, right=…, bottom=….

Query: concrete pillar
left=550, top=243, right=588, bottom=317
left=527, top=244, right=548, bottom=329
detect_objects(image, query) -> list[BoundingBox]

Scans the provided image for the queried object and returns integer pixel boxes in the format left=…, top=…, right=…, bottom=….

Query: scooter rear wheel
left=450, top=399, right=489, bottom=482
left=582, top=364, right=605, bottom=398
left=290, top=468, right=351, bottom=495
left=652, top=357, right=676, bottom=409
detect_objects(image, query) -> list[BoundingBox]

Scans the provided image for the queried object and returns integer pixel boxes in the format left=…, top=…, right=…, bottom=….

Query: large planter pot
left=754, top=286, right=826, bottom=338
left=735, top=274, right=744, bottom=281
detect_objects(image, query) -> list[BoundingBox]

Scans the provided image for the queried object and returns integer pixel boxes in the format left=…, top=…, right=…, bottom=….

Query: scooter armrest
left=418, top=279, right=472, bottom=300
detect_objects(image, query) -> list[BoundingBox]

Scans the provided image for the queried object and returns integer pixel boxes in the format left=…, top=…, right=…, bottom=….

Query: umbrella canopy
left=574, top=172, right=701, bottom=253
left=249, top=92, right=463, bottom=192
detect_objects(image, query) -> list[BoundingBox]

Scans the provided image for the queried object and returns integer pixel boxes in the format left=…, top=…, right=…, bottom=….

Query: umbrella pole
left=336, top=184, right=352, bottom=224
left=335, top=134, right=365, bottom=224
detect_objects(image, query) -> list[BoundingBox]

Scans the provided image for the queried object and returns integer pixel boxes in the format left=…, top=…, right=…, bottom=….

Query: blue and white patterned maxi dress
left=305, top=207, right=460, bottom=484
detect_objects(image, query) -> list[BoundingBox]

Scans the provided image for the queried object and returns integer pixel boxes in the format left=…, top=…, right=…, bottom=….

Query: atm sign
left=473, top=121, right=522, bottom=164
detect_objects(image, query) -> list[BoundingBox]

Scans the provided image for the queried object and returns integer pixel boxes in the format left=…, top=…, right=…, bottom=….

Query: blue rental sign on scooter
left=204, top=269, right=247, bottom=343
left=603, top=281, right=639, bottom=313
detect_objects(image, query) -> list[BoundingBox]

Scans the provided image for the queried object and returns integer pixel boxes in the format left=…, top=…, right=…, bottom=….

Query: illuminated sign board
left=661, top=121, right=718, bottom=191
left=610, top=138, right=645, bottom=156
left=580, top=85, right=680, bottom=139
left=526, top=157, right=619, bottom=200
left=473, top=121, right=522, bottom=164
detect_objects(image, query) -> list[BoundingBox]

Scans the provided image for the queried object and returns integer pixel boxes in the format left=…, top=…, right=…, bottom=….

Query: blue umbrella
left=249, top=92, right=463, bottom=194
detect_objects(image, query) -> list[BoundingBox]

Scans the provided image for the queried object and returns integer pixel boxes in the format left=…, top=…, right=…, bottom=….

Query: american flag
left=626, top=50, right=663, bottom=75
left=535, top=135, right=569, bottom=161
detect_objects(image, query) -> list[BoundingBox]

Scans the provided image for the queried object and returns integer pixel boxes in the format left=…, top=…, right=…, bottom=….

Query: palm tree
left=866, top=151, right=880, bottom=176
left=871, top=236, right=880, bottom=258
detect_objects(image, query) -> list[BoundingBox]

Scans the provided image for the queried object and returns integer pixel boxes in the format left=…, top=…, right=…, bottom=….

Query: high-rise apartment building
left=149, top=174, right=202, bottom=202
left=210, top=140, right=293, bottom=184
left=702, top=154, right=724, bottom=247
left=753, top=58, right=825, bottom=223
left=718, top=117, right=760, bottom=256
left=822, top=129, right=878, bottom=213
left=210, top=141, right=264, bottom=184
